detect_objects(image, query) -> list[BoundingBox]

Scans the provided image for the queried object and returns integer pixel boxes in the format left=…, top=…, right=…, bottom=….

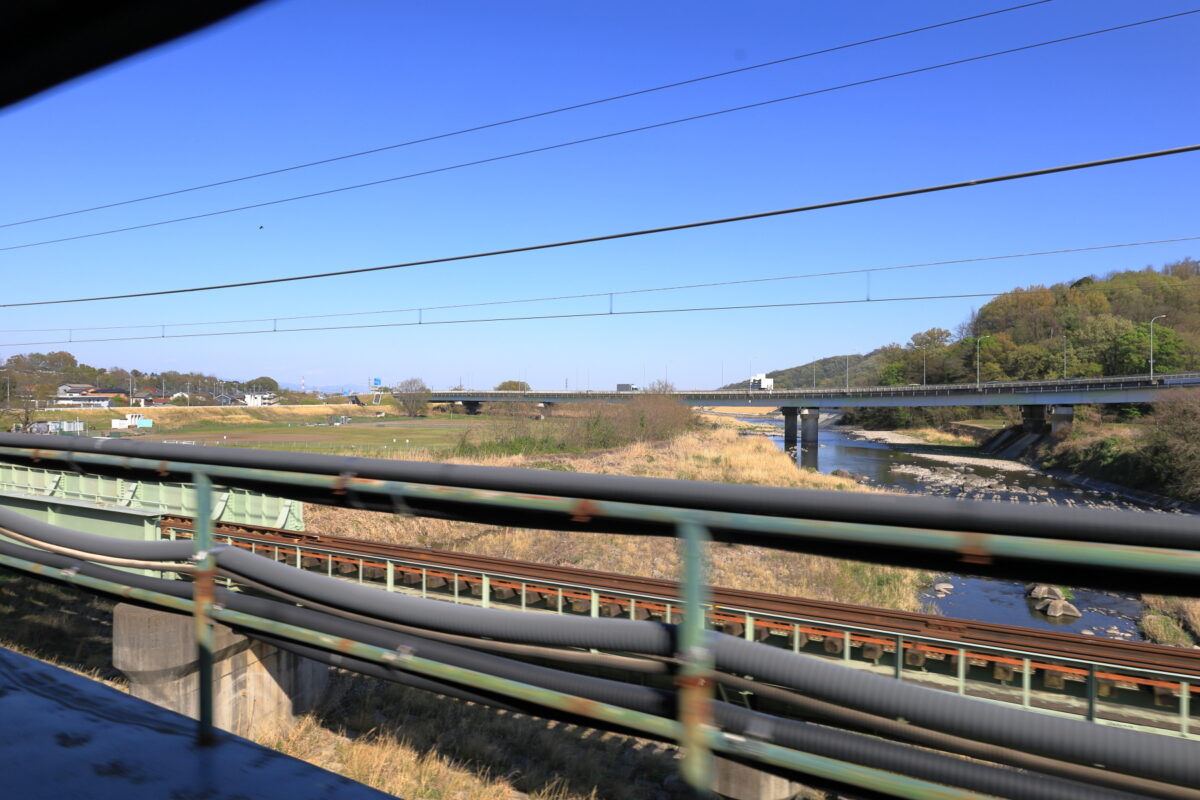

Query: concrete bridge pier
left=800, top=408, right=820, bottom=449
left=1020, top=405, right=1047, bottom=432
left=799, top=408, right=820, bottom=471
left=462, top=400, right=482, bottom=415
left=1048, top=405, right=1074, bottom=437
left=112, top=603, right=328, bottom=739
left=780, top=407, right=798, bottom=456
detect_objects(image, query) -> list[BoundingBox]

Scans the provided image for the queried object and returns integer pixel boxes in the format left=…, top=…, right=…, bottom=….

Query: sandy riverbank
left=846, top=428, right=1033, bottom=471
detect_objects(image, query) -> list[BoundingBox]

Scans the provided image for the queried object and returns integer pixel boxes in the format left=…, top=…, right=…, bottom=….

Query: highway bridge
left=429, top=371, right=1200, bottom=453
left=428, top=372, right=1200, bottom=409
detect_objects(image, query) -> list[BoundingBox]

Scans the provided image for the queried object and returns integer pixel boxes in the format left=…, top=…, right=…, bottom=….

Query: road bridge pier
left=779, top=408, right=821, bottom=454
left=1048, top=405, right=1075, bottom=437
left=112, top=603, right=327, bottom=739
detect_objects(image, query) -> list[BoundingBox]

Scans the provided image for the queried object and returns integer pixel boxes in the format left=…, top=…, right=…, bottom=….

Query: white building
left=243, top=391, right=279, bottom=407
left=749, top=373, right=775, bottom=391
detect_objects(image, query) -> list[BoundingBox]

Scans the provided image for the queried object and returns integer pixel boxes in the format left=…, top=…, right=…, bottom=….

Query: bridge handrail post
left=192, top=469, right=216, bottom=746
left=677, top=520, right=714, bottom=796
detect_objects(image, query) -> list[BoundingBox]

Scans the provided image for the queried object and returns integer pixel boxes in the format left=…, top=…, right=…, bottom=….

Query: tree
left=246, top=376, right=279, bottom=392
left=1113, top=323, right=1188, bottom=375
left=1, top=389, right=39, bottom=432
left=644, top=379, right=676, bottom=394
left=494, top=380, right=531, bottom=391
left=394, top=377, right=431, bottom=417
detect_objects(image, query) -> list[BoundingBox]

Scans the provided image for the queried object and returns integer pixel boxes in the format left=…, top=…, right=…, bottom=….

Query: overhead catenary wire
left=0, top=292, right=1009, bottom=347
left=3, top=143, right=1199, bottom=310
left=2, top=232, right=1195, bottom=334
left=1, top=10, right=1195, bottom=258
left=0, top=1, right=1056, bottom=231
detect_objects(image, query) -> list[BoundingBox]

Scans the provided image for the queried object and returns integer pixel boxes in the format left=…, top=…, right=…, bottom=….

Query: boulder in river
left=1026, top=583, right=1065, bottom=601
left=933, top=582, right=954, bottom=593
left=1036, top=598, right=1082, bottom=618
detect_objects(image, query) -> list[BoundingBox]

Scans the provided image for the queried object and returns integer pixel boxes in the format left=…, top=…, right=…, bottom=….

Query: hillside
left=732, top=258, right=1200, bottom=391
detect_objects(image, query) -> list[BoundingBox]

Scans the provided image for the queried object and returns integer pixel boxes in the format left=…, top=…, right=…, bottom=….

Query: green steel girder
left=0, top=462, right=303, bottom=531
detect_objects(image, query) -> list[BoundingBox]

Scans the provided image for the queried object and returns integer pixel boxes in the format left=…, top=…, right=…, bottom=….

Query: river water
left=750, top=417, right=1147, bottom=640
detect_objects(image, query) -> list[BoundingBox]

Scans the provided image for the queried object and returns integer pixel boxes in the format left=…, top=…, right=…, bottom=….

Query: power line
left=0, top=292, right=1006, bottom=347
left=2, top=142, right=1198, bottom=309
left=2, top=9, right=1193, bottom=257
left=5, top=233, right=1196, bottom=334
left=0, top=2, right=1055, bottom=231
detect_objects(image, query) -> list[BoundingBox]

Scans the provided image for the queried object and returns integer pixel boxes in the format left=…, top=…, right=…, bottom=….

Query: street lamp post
left=1150, top=314, right=1167, bottom=378
left=975, top=334, right=992, bottom=388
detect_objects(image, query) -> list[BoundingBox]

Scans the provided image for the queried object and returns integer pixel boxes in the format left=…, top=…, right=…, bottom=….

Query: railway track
left=160, top=515, right=1200, bottom=689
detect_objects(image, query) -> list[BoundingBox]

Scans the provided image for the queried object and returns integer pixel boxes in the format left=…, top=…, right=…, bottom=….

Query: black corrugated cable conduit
left=0, top=537, right=1146, bottom=800
left=0, top=506, right=1196, bottom=790
left=0, top=434, right=1197, bottom=549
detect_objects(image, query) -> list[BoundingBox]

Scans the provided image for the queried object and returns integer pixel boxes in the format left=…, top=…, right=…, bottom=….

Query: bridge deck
left=427, top=372, right=1200, bottom=408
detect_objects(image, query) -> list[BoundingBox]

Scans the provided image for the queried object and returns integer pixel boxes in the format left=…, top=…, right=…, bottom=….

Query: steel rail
left=165, top=517, right=1200, bottom=682
left=0, top=547, right=994, bottom=800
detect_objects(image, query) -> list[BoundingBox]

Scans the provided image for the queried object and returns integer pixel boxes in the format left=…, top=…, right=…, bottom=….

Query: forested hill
left=725, top=258, right=1200, bottom=390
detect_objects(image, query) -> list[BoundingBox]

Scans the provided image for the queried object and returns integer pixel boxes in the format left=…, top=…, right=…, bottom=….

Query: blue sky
left=1, top=0, right=1197, bottom=390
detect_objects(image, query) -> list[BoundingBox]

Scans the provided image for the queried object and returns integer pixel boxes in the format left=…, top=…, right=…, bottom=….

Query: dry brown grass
left=260, top=673, right=685, bottom=800
left=700, top=406, right=778, bottom=416
left=307, top=428, right=925, bottom=611
left=902, top=428, right=978, bottom=447
left=36, top=403, right=379, bottom=431
left=1141, top=595, right=1199, bottom=646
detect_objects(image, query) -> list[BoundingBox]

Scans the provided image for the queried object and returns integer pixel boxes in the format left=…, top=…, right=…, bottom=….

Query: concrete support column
left=113, top=603, right=328, bottom=739
left=714, top=757, right=802, bottom=800
left=780, top=407, right=798, bottom=456
left=1048, top=405, right=1074, bottom=438
left=462, top=401, right=483, bottom=415
left=799, top=408, right=820, bottom=450
left=1020, top=404, right=1048, bottom=433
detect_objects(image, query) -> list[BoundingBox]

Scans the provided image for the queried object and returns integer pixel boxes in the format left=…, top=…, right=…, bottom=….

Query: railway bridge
left=427, top=371, right=1200, bottom=453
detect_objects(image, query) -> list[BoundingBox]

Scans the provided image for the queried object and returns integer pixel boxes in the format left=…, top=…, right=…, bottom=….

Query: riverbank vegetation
left=307, top=425, right=926, bottom=612
left=450, top=395, right=695, bottom=457
left=1036, top=391, right=1200, bottom=504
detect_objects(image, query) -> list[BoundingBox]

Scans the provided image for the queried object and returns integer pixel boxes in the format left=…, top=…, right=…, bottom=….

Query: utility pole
left=1062, top=332, right=1068, bottom=379
left=1150, top=314, right=1167, bottom=378
left=845, top=357, right=849, bottom=390
left=975, top=334, right=992, bottom=388
left=922, top=349, right=927, bottom=385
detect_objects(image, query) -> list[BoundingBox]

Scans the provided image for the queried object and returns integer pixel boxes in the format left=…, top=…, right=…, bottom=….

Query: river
left=750, top=417, right=1147, bottom=640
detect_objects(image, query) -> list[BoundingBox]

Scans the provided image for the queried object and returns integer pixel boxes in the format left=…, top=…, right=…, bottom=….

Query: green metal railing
left=2, top=440, right=1199, bottom=797
left=167, top=523, right=1199, bottom=739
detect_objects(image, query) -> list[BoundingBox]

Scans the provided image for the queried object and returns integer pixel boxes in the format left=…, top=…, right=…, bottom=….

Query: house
left=55, top=383, right=98, bottom=406
left=56, top=386, right=124, bottom=409
left=244, top=391, right=278, bottom=407
left=215, top=393, right=242, bottom=406
left=57, top=383, right=95, bottom=398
